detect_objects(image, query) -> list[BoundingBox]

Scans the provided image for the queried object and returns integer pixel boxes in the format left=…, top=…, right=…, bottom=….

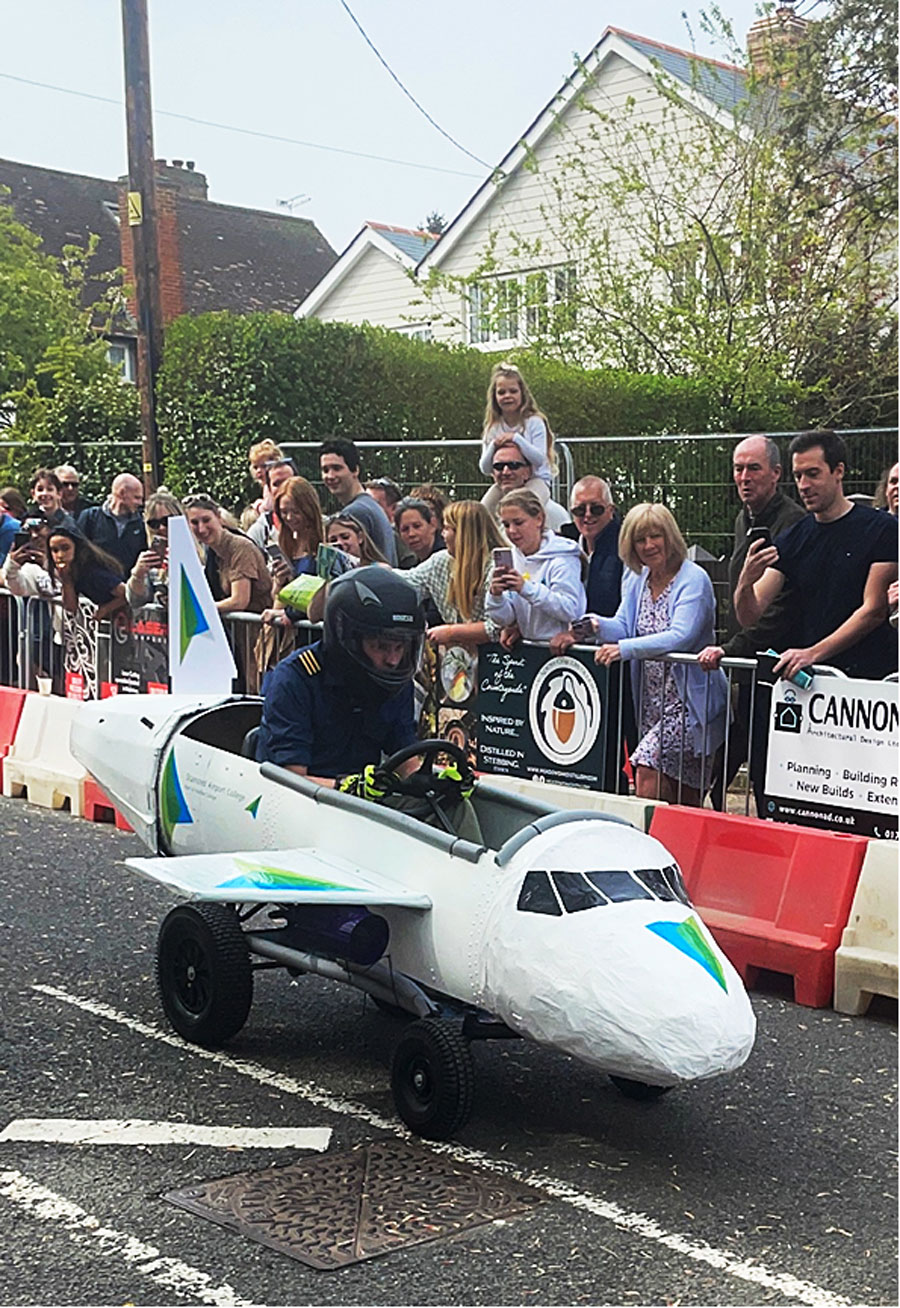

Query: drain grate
left=164, top=1138, right=544, bottom=1269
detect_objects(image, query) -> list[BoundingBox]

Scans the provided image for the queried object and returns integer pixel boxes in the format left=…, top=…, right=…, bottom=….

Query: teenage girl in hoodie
left=479, top=363, right=555, bottom=513
left=487, top=489, right=585, bottom=647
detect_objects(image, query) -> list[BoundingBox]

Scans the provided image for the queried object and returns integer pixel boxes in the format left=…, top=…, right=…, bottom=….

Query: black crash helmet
left=322, top=566, right=425, bottom=694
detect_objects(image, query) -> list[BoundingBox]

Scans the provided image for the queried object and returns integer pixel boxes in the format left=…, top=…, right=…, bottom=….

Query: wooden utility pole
left=121, top=0, right=163, bottom=493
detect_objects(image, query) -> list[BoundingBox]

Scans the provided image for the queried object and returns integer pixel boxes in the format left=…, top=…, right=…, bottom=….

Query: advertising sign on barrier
left=763, top=676, right=898, bottom=838
left=476, top=642, right=620, bottom=789
left=101, top=609, right=170, bottom=697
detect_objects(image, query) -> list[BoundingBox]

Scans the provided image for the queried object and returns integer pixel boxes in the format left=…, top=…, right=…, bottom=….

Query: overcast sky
left=2, top=1, right=763, bottom=253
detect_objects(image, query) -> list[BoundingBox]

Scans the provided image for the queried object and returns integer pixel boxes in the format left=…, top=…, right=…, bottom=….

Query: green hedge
left=156, top=313, right=804, bottom=510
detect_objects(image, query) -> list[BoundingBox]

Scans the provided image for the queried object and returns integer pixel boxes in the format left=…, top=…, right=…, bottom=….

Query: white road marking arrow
left=0, top=1118, right=332, bottom=1150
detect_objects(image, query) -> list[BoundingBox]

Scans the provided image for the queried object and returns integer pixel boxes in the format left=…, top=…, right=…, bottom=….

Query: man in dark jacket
left=699, top=435, right=806, bottom=808
left=77, top=473, right=145, bottom=574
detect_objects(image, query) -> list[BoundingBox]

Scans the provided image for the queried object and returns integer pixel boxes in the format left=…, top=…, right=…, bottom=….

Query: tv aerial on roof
left=277, top=193, right=311, bottom=213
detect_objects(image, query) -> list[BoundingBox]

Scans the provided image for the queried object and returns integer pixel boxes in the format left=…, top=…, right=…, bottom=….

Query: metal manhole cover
left=164, top=1138, right=544, bottom=1269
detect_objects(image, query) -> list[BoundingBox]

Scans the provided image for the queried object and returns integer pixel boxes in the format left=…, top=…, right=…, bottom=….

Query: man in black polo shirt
left=735, top=430, right=898, bottom=682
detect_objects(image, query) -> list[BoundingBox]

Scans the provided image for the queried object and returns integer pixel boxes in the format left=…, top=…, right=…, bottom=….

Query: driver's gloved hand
left=436, top=763, right=474, bottom=800
left=338, top=764, right=392, bottom=801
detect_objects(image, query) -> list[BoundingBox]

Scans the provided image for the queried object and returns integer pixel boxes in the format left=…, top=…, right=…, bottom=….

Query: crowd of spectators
left=0, top=393, right=895, bottom=812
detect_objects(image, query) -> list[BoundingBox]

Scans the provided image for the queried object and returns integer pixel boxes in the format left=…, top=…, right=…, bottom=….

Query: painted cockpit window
left=517, top=870, right=562, bottom=916
left=551, top=871, right=607, bottom=913
left=518, top=865, right=691, bottom=915
left=587, top=870, right=654, bottom=902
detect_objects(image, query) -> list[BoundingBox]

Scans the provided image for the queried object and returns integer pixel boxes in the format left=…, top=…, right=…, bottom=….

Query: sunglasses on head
left=571, top=502, right=609, bottom=519
left=493, top=460, right=527, bottom=472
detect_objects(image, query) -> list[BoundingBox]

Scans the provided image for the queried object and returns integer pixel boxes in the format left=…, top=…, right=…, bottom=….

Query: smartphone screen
left=492, top=547, right=513, bottom=571
left=747, top=526, right=772, bottom=548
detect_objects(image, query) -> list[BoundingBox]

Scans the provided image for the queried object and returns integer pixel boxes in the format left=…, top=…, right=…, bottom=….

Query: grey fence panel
left=282, top=427, right=896, bottom=559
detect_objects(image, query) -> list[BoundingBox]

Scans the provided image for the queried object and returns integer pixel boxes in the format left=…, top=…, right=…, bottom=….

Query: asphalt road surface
left=0, top=797, right=896, bottom=1307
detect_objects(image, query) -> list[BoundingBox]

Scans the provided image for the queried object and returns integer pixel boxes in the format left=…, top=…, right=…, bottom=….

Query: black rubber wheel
left=156, top=902, right=253, bottom=1047
left=609, top=1074, right=671, bottom=1102
left=391, top=1017, right=474, bottom=1139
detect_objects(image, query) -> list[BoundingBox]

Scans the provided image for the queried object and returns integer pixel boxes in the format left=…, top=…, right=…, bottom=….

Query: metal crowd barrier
left=2, top=590, right=886, bottom=817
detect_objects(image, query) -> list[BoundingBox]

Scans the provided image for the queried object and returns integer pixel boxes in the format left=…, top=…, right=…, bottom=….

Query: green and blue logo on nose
left=646, top=916, right=727, bottom=991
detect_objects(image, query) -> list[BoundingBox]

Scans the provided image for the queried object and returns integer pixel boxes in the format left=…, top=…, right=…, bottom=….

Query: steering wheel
left=375, top=738, right=475, bottom=801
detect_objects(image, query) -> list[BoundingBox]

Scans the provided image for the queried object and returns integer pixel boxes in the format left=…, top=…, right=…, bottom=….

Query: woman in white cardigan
left=592, top=503, right=727, bottom=806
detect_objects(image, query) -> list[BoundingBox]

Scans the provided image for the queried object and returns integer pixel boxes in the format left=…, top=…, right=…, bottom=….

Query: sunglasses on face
left=493, top=460, right=528, bottom=472
left=146, top=516, right=170, bottom=529
left=571, top=502, right=609, bottom=519
left=60, top=481, right=79, bottom=488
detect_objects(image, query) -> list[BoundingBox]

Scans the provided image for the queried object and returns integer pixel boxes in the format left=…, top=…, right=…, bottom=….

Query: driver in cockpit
left=256, top=566, right=422, bottom=794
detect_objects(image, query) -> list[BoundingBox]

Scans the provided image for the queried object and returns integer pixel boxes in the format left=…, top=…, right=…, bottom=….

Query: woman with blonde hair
left=487, top=489, right=584, bottom=646
left=591, top=503, right=727, bottom=806
left=325, top=513, right=388, bottom=566
left=126, top=487, right=192, bottom=608
left=403, top=500, right=506, bottom=648
left=479, top=362, right=555, bottom=512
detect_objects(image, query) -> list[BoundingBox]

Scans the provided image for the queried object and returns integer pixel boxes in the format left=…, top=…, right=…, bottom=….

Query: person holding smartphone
left=487, top=490, right=585, bottom=647
left=126, top=489, right=193, bottom=609
left=697, top=435, right=806, bottom=809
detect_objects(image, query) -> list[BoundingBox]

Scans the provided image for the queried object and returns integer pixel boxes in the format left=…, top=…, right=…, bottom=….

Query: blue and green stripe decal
left=216, top=858, right=355, bottom=892
left=646, top=915, right=728, bottom=991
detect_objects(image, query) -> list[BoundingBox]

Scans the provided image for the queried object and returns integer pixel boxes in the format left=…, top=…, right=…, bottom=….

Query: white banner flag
left=167, top=516, right=237, bottom=694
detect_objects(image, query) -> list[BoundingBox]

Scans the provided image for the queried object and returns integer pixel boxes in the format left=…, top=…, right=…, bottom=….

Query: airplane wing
left=126, top=847, right=432, bottom=908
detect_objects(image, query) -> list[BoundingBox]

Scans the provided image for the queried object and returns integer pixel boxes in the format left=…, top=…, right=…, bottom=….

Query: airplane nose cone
left=480, top=901, right=756, bottom=1086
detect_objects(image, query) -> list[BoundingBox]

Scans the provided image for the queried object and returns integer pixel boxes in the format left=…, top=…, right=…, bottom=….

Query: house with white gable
left=296, top=19, right=791, bottom=352
left=297, top=220, right=437, bottom=339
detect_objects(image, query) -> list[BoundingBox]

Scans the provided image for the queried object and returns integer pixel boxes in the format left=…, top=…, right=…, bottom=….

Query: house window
left=107, top=339, right=137, bottom=383
left=668, top=238, right=734, bottom=308
left=395, top=322, right=433, bottom=343
left=467, top=263, right=576, bottom=347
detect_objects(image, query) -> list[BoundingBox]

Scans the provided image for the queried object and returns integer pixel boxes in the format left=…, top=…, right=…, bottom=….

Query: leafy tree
left=0, top=195, right=139, bottom=493
left=418, top=8, right=897, bottom=428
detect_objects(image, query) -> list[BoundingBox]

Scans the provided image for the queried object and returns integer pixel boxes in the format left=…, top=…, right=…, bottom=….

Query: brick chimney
left=153, top=158, right=208, bottom=201
left=117, top=158, right=206, bottom=325
left=747, top=4, right=809, bottom=75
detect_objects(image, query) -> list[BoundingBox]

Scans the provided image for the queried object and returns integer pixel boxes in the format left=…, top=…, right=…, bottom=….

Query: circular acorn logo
left=529, top=656, right=602, bottom=765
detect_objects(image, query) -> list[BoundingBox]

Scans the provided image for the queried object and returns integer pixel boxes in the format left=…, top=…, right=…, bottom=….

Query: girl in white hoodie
left=487, top=490, right=585, bottom=646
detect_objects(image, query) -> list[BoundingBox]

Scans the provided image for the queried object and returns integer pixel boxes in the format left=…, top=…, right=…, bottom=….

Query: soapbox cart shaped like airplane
left=72, top=693, right=756, bottom=1139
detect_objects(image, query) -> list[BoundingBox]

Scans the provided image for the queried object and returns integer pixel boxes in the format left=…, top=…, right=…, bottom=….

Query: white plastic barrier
left=1, top=693, right=88, bottom=816
left=833, top=839, right=898, bottom=1015
left=479, top=773, right=664, bottom=833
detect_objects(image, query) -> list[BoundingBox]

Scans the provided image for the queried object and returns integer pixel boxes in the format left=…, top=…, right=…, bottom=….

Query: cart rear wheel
left=609, top=1074, right=671, bottom=1102
left=391, top=1017, right=474, bottom=1139
left=157, top=903, right=252, bottom=1046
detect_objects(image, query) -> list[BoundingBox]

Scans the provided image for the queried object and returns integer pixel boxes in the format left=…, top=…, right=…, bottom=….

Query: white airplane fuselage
left=72, top=694, right=756, bottom=1086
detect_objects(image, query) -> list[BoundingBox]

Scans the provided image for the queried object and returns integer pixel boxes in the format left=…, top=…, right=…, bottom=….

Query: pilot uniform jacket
left=592, top=560, right=729, bottom=758
left=256, top=641, right=415, bottom=777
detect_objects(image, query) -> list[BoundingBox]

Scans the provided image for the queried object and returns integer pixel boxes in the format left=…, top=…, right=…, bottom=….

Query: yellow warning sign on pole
left=127, top=191, right=143, bottom=225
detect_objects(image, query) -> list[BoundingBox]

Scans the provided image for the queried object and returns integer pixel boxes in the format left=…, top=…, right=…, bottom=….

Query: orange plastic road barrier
left=82, top=778, right=134, bottom=832
left=0, top=686, right=28, bottom=785
left=649, top=806, right=868, bottom=1008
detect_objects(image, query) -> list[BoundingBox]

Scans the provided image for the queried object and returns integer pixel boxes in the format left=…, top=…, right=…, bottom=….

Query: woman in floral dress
left=591, top=503, right=728, bottom=806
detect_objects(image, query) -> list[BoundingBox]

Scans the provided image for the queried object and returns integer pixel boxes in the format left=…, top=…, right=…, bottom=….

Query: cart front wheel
left=157, top=902, right=252, bottom=1047
left=391, top=1017, right=474, bottom=1139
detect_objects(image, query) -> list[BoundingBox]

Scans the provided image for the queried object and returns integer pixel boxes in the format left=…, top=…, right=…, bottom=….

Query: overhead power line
left=337, top=0, right=490, bottom=168
left=0, top=71, right=482, bottom=180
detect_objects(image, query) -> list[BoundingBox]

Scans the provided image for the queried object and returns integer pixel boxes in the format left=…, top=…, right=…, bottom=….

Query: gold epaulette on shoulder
left=297, top=648, right=321, bottom=677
